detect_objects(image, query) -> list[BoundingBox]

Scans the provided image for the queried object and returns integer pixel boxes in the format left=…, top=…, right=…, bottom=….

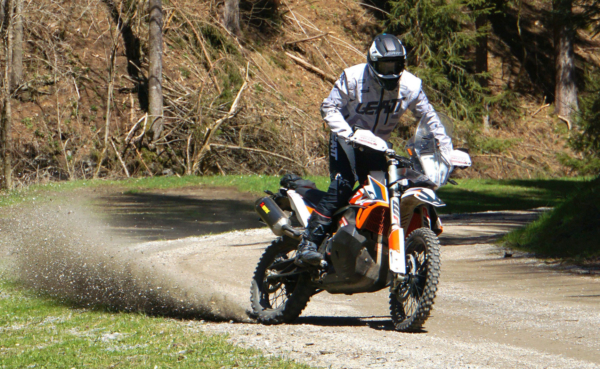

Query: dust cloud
left=0, top=196, right=250, bottom=322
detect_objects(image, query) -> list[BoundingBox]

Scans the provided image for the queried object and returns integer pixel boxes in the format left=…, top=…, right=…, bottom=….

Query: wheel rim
left=261, top=249, right=298, bottom=310
left=394, top=237, right=428, bottom=320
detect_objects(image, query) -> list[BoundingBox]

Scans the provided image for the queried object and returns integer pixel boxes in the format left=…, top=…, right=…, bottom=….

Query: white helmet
left=367, top=34, right=406, bottom=91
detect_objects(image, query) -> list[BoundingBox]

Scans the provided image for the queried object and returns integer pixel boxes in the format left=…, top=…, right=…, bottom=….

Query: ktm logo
left=355, top=99, right=402, bottom=115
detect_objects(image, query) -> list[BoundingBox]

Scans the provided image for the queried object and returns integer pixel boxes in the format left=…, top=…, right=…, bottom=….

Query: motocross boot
left=296, top=212, right=332, bottom=266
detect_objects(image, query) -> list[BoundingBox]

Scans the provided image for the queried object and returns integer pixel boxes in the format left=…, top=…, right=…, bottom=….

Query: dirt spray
left=0, top=197, right=251, bottom=322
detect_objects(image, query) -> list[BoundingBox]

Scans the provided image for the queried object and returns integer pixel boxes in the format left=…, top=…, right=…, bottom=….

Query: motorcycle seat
left=280, top=174, right=327, bottom=207
left=296, top=188, right=327, bottom=208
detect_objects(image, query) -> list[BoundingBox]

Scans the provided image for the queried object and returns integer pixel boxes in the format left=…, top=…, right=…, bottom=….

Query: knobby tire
left=389, top=227, right=441, bottom=332
left=250, top=236, right=314, bottom=324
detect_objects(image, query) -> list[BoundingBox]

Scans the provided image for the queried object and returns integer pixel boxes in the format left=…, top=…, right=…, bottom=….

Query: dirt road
left=128, top=211, right=599, bottom=368
left=3, top=187, right=600, bottom=368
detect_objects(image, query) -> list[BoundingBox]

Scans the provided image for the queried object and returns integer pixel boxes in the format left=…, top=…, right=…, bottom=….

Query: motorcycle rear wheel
left=389, top=227, right=441, bottom=332
left=250, top=236, right=314, bottom=324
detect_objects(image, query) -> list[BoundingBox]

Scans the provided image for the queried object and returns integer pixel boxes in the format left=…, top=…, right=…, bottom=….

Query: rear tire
left=250, top=236, right=314, bottom=324
left=389, top=227, right=441, bottom=332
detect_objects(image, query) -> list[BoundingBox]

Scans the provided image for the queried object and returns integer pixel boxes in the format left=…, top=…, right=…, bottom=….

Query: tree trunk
left=148, top=0, right=163, bottom=142
left=0, top=0, right=8, bottom=32
left=553, top=0, right=578, bottom=119
left=10, top=0, right=22, bottom=89
left=1, top=0, right=13, bottom=190
left=223, top=0, right=240, bottom=36
left=101, top=0, right=146, bottom=109
left=475, top=13, right=488, bottom=87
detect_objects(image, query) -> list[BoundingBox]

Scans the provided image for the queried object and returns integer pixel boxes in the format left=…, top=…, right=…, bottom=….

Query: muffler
left=255, top=197, right=292, bottom=236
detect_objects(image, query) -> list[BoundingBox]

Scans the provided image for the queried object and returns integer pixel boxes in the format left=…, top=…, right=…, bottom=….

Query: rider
left=297, top=33, right=453, bottom=266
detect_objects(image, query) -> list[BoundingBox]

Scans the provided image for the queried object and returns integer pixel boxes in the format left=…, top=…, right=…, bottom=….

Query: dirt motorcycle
left=251, top=117, right=471, bottom=332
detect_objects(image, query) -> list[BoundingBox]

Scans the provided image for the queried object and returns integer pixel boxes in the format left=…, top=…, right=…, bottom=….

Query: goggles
left=374, top=59, right=404, bottom=76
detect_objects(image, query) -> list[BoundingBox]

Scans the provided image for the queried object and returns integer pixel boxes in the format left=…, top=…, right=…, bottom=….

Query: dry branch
left=125, top=114, right=146, bottom=144
left=284, top=32, right=329, bottom=45
left=358, top=2, right=391, bottom=15
left=191, top=63, right=250, bottom=173
left=210, top=144, right=301, bottom=166
left=135, top=147, right=153, bottom=176
left=531, top=103, right=550, bottom=117
left=285, top=52, right=336, bottom=84
left=557, top=115, right=572, bottom=130
left=111, top=139, right=130, bottom=177
left=473, top=154, right=537, bottom=170
left=283, top=6, right=335, bottom=74
left=170, top=0, right=221, bottom=94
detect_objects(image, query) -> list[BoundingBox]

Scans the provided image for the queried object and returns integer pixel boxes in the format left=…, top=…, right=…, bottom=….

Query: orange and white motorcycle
left=251, top=117, right=471, bottom=332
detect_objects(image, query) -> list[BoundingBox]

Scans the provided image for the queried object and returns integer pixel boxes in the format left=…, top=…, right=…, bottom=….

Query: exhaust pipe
left=255, top=197, right=292, bottom=236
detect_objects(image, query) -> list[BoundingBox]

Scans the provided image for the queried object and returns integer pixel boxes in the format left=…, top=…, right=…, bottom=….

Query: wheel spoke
left=262, top=250, right=299, bottom=310
left=390, top=229, right=441, bottom=332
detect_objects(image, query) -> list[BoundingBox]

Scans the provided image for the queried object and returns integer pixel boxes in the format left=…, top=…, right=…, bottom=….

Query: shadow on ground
left=295, top=316, right=402, bottom=332
left=439, top=210, right=543, bottom=245
left=96, top=191, right=263, bottom=242
left=438, top=178, right=585, bottom=214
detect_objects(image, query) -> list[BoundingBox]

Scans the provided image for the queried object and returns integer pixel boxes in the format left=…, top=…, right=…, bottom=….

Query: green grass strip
left=0, top=175, right=589, bottom=214
left=0, top=279, right=309, bottom=368
left=502, top=177, right=600, bottom=260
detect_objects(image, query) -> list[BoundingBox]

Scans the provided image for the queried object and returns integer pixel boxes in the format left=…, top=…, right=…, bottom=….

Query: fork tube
left=387, top=158, right=406, bottom=274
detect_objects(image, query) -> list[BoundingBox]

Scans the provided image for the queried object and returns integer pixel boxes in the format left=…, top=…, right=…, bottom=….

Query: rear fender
left=287, top=190, right=311, bottom=227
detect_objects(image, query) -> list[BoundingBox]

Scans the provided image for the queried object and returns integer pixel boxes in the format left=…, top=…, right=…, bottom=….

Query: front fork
left=387, top=158, right=406, bottom=275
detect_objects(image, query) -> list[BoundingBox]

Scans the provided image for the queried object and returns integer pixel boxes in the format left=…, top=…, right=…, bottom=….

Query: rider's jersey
left=321, top=63, right=452, bottom=151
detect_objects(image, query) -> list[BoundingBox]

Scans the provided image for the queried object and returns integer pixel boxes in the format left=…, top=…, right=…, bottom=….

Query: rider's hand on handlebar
left=345, top=129, right=389, bottom=152
left=440, top=146, right=453, bottom=167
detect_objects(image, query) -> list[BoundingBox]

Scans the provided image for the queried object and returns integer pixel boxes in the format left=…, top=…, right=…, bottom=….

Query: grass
left=0, top=279, right=309, bottom=368
left=0, top=175, right=331, bottom=209
left=436, top=177, right=589, bottom=214
left=502, top=177, right=600, bottom=260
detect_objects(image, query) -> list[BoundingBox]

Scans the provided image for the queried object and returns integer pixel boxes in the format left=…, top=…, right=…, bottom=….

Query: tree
left=10, top=0, right=21, bottom=89
left=1, top=0, right=13, bottom=189
left=388, top=0, right=488, bottom=122
left=101, top=0, right=144, bottom=104
left=473, top=0, right=490, bottom=87
left=475, top=13, right=488, bottom=86
left=553, top=0, right=578, bottom=119
left=223, top=0, right=241, bottom=36
left=148, top=0, right=163, bottom=142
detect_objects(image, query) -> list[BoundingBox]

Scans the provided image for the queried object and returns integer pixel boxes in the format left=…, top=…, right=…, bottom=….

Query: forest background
left=0, top=0, right=599, bottom=189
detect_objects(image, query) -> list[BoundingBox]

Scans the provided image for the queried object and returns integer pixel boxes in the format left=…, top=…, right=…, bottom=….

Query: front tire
left=389, top=227, right=441, bottom=332
left=250, top=236, right=314, bottom=324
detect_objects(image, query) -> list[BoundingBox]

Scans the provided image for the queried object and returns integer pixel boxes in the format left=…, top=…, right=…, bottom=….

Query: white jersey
left=321, top=64, right=452, bottom=151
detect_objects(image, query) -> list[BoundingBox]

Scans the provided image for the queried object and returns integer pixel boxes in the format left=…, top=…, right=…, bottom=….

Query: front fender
left=401, top=188, right=445, bottom=207
left=400, top=188, right=445, bottom=235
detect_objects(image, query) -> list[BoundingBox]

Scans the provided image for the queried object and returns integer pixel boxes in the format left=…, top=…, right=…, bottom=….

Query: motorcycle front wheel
left=389, top=227, right=441, bottom=332
left=250, top=236, right=314, bottom=324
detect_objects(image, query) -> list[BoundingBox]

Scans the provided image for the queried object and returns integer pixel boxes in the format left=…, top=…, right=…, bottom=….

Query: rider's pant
left=313, top=133, right=388, bottom=219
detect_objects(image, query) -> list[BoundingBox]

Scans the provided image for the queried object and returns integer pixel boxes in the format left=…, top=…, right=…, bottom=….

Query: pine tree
left=388, top=0, right=493, bottom=122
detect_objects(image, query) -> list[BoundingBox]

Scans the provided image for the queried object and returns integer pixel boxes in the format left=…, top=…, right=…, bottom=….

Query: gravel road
left=130, top=209, right=600, bottom=368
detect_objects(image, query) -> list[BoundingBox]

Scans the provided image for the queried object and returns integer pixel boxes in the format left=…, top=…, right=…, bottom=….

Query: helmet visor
left=374, top=59, right=404, bottom=76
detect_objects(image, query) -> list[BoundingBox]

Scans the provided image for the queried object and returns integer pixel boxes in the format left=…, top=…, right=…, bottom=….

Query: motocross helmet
left=366, top=34, right=406, bottom=91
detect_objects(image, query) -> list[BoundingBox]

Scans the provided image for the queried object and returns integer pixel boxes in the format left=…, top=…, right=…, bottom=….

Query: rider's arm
left=409, top=88, right=453, bottom=152
left=320, top=72, right=353, bottom=138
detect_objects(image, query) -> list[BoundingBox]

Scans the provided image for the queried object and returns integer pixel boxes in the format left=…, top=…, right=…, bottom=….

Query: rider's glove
left=346, top=129, right=389, bottom=152
left=440, top=145, right=453, bottom=167
left=336, top=128, right=352, bottom=139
